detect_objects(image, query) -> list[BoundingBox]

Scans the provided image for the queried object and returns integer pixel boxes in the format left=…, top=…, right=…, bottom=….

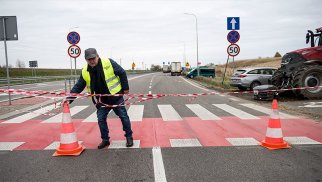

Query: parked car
left=230, top=67, right=277, bottom=91
left=186, top=68, right=215, bottom=78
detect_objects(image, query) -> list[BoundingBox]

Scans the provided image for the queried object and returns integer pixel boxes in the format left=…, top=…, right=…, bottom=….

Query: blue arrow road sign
left=227, top=17, right=240, bottom=30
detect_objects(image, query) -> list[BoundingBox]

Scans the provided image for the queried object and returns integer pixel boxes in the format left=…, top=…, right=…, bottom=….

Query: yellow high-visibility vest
left=82, top=58, right=122, bottom=94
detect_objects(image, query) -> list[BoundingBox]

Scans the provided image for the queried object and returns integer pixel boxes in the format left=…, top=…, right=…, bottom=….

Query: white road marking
left=284, top=137, right=321, bottom=145
left=127, top=105, right=144, bottom=122
left=186, top=104, right=221, bottom=120
left=152, top=147, right=167, bottom=182
left=299, top=102, right=322, bottom=108
left=0, top=93, right=18, bottom=96
left=213, top=104, right=259, bottom=119
left=109, top=140, right=140, bottom=149
left=240, top=103, right=298, bottom=119
left=2, top=104, right=59, bottom=124
left=128, top=73, right=157, bottom=81
left=83, top=111, right=97, bottom=122
left=180, top=76, right=211, bottom=92
left=226, top=138, right=259, bottom=146
left=0, top=142, right=25, bottom=151
left=229, top=97, right=240, bottom=102
left=158, top=105, right=182, bottom=121
left=170, top=138, right=202, bottom=147
left=42, top=106, right=88, bottom=123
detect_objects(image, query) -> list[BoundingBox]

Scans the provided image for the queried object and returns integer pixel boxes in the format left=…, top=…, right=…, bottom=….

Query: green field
left=0, top=68, right=81, bottom=77
left=0, top=68, right=147, bottom=78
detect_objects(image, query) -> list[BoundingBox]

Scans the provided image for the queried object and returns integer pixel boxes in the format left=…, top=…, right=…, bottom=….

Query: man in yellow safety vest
left=69, top=48, right=133, bottom=149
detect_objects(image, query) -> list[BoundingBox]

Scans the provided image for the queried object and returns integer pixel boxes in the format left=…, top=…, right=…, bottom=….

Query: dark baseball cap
left=84, top=48, right=98, bottom=60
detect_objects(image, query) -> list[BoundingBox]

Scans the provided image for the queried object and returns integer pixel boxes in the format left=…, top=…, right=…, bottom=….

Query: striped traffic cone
left=53, top=102, right=85, bottom=156
left=260, top=99, right=291, bottom=150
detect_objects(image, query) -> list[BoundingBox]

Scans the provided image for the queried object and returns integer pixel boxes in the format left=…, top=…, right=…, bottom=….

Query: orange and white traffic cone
left=53, top=102, right=85, bottom=156
left=260, top=99, right=291, bottom=150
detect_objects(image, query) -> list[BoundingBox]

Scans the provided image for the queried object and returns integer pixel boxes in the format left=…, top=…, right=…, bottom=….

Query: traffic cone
left=260, top=99, right=291, bottom=150
left=53, top=102, right=85, bottom=156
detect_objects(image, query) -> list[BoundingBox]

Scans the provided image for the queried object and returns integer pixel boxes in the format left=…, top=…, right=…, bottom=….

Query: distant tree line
left=150, top=64, right=162, bottom=71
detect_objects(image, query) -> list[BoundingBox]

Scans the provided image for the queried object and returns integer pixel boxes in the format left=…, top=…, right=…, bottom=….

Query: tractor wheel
left=271, top=68, right=284, bottom=87
left=291, top=65, right=322, bottom=99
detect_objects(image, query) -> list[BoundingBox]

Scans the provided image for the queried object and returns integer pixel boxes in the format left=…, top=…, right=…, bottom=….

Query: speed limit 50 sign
left=227, top=44, right=240, bottom=57
left=68, top=45, right=81, bottom=58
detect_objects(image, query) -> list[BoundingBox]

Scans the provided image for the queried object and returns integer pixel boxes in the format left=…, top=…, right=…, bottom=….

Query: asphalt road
left=1, top=72, right=321, bottom=182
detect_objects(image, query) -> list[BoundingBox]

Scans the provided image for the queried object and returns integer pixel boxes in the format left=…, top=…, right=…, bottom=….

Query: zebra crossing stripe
left=240, top=103, right=298, bottom=119
left=0, top=142, right=24, bottom=151
left=2, top=104, right=58, bottom=124
left=229, top=97, right=240, bottom=102
left=109, top=140, right=140, bottom=149
left=226, top=138, right=259, bottom=146
left=158, top=105, right=182, bottom=121
left=42, top=106, right=88, bottom=123
left=83, top=111, right=97, bottom=122
left=152, top=147, right=167, bottom=182
left=213, top=104, right=259, bottom=119
left=128, top=105, right=144, bottom=122
left=170, top=138, right=202, bottom=147
left=186, top=104, right=221, bottom=120
left=283, top=137, right=321, bottom=145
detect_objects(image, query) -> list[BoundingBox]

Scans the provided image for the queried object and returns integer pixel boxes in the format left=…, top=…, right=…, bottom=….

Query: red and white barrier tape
left=1, top=85, right=321, bottom=109
left=1, top=85, right=322, bottom=98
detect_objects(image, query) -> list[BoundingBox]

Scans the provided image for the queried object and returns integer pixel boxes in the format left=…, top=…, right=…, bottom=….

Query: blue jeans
left=97, top=105, right=133, bottom=140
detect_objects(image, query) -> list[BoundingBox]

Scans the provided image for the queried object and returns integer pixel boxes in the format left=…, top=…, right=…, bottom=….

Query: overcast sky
left=0, top=0, right=321, bottom=70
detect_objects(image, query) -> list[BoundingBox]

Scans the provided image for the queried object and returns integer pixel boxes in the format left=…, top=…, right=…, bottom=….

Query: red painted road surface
left=1, top=116, right=321, bottom=150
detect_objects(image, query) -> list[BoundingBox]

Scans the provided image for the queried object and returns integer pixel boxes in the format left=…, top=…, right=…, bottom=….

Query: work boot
left=98, top=139, right=110, bottom=149
left=126, top=137, right=134, bottom=147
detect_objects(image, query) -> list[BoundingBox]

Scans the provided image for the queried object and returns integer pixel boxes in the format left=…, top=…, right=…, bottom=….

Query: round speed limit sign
left=227, top=44, right=240, bottom=57
left=68, top=45, right=81, bottom=58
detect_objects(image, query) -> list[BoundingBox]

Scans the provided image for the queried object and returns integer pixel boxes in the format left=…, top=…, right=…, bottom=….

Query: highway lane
left=1, top=72, right=322, bottom=181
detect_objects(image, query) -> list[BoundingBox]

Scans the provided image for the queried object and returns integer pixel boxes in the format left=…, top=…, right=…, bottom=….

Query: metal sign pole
left=222, top=55, right=230, bottom=85
left=2, top=17, right=11, bottom=105
left=74, top=58, right=77, bottom=85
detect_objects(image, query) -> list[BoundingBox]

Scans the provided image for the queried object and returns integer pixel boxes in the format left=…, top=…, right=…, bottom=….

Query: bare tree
left=16, top=59, right=25, bottom=68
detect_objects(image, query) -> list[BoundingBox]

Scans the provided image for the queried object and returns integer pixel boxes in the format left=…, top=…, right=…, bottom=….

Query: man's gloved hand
left=66, top=96, right=77, bottom=104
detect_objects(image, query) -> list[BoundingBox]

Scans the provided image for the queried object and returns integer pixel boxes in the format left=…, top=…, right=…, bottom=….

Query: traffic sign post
left=1, top=16, right=19, bottom=105
left=67, top=31, right=81, bottom=84
left=132, top=62, right=136, bottom=70
left=223, top=17, right=241, bottom=85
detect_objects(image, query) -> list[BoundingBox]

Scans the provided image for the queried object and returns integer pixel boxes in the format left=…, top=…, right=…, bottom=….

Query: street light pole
left=184, top=13, right=199, bottom=76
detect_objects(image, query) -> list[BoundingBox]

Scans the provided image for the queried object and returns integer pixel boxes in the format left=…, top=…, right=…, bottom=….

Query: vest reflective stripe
left=109, top=81, right=121, bottom=91
left=82, top=59, right=122, bottom=94
left=106, top=75, right=117, bottom=83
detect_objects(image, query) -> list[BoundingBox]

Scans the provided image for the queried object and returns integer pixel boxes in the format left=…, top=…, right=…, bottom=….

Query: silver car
left=230, top=67, right=277, bottom=91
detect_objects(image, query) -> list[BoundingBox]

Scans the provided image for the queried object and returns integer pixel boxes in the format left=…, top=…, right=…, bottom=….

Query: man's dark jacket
left=71, top=58, right=129, bottom=106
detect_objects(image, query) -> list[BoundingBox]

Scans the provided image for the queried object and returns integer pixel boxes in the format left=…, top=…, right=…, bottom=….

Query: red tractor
left=272, top=27, right=322, bottom=99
